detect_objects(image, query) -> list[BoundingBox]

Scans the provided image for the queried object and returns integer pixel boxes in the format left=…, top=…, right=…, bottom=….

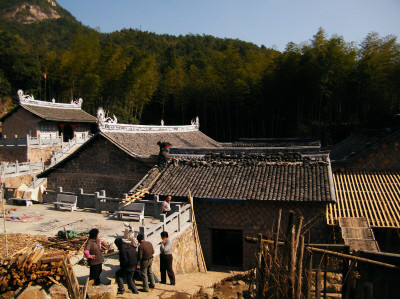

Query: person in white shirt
left=160, top=196, right=172, bottom=216
left=160, top=231, right=175, bottom=285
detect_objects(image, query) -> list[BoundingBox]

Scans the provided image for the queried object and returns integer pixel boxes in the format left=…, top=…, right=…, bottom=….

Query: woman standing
left=84, top=228, right=104, bottom=285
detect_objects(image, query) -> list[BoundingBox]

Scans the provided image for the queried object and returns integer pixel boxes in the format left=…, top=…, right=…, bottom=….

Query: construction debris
left=122, top=188, right=149, bottom=204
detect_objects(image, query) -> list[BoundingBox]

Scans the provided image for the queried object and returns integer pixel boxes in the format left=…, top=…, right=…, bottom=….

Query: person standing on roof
left=84, top=228, right=104, bottom=285
left=157, top=141, right=171, bottom=169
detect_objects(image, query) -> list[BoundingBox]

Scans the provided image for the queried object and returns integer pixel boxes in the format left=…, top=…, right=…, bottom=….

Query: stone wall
left=0, top=146, right=27, bottom=162
left=2, top=173, right=36, bottom=188
left=2, top=107, right=40, bottom=137
left=152, top=225, right=204, bottom=278
left=45, top=136, right=151, bottom=197
left=194, top=200, right=328, bottom=270
left=346, top=133, right=400, bottom=171
left=28, top=145, right=60, bottom=164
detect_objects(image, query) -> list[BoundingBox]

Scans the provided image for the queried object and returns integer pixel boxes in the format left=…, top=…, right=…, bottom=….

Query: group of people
left=84, top=227, right=176, bottom=294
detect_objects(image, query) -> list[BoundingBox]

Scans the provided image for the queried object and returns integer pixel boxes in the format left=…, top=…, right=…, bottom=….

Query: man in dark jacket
left=114, top=238, right=139, bottom=294
left=137, top=233, right=155, bottom=292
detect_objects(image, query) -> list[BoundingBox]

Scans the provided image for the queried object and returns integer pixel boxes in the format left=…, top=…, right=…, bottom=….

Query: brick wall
left=347, top=134, right=400, bottom=171
left=0, top=147, right=27, bottom=162
left=2, top=108, right=40, bottom=138
left=46, top=136, right=151, bottom=197
left=194, top=200, right=327, bottom=270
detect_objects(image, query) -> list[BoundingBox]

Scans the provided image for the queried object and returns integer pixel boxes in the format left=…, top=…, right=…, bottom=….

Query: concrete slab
left=2, top=202, right=159, bottom=243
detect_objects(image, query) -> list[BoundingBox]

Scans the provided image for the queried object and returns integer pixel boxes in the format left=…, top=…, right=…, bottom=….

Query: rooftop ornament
left=17, top=90, right=83, bottom=109
left=96, top=107, right=200, bottom=133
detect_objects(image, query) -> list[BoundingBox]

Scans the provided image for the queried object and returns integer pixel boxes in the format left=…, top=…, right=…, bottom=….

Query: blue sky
left=57, top=0, right=400, bottom=51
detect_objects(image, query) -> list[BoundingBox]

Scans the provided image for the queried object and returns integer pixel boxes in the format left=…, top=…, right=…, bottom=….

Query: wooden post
left=274, top=209, right=282, bottom=262
left=256, top=233, right=263, bottom=298
left=295, top=216, right=304, bottom=252
left=1, top=183, right=8, bottom=259
left=296, top=235, right=305, bottom=299
left=315, top=269, right=322, bottom=299
left=286, top=211, right=296, bottom=299
left=305, top=250, right=313, bottom=299
left=324, top=255, right=328, bottom=299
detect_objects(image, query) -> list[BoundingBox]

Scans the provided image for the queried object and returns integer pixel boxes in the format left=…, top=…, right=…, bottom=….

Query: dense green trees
left=1, top=19, right=399, bottom=144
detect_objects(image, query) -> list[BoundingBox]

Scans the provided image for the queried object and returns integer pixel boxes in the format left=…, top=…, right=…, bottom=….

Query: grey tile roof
left=139, top=153, right=335, bottom=202
left=101, top=130, right=222, bottom=157
left=330, top=127, right=400, bottom=164
left=21, top=104, right=97, bottom=122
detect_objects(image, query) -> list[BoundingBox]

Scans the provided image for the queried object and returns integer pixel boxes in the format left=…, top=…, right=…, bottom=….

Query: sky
left=57, top=0, right=400, bottom=51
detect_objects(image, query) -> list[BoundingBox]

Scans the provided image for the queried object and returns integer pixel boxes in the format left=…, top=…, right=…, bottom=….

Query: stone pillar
left=95, top=192, right=100, bottom=213
left=154, top=195, right=159, bottom=218
left=160, top=214, right=166, bottom=231
left=176, top=205, right=182, bottom=232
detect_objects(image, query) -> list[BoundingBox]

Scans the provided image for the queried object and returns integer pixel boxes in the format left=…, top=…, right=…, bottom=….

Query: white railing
left=139, top=204, right=192, bottom=246
left=1, top=159, right=44, bottom=177
left=50, top=134, right=93, bottom=166
left=0, top=135, right=62, bottom=147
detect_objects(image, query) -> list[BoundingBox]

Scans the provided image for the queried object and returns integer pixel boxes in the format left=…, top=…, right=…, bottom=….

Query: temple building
left=38, top=109, right=221, bottom=197
left=0, top=90, right=97, bottom=141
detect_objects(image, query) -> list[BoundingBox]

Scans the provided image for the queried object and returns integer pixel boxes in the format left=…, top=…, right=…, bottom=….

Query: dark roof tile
left=139, top=153, right=335, bottom=202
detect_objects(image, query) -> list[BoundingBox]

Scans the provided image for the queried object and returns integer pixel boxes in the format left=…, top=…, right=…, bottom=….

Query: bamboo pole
left=1, top=183, right=8, bottom=259
left=308, top=247, right=400, bottom=270
left=274, top=209, right=282, bottom=262
left=188, top=190, right=207, bottom=273
left=315, top=269, right=322, bottom=299
left=295, top=235, right=305, bottom=299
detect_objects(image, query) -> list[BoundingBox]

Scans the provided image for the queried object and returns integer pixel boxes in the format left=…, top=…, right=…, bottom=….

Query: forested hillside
left=1, top=0, right=399, bottom=144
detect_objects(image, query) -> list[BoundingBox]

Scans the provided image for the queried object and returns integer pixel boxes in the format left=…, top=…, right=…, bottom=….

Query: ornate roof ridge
left=18, top=90, right=83, bottom=109
left=169, top=152, right=329, bottom=167
left=96, top=107, right=200, bottom=133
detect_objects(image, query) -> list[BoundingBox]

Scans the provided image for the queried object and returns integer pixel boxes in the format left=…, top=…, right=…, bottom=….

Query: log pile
left=41, top=235, right=88, bottom=253
left=0, top=245, right=66, bottom=292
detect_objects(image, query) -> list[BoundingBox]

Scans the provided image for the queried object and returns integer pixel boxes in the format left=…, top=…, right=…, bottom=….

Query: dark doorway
left=63, top=125, right=74, bottom=141
left=212, top=229, right=243, bottom=267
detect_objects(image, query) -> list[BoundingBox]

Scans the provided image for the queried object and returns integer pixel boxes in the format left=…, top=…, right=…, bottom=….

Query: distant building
left=0, top=90, right=97, bottom=141
left=136, top=149, right=336, bottom=269
left=38, top=110, right=221, bottom=197
left=0, top=90, right=96, bottom=163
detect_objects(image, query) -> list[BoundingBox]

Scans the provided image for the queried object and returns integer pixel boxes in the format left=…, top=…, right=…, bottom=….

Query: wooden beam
left=307, top=247, right=400, bottom=270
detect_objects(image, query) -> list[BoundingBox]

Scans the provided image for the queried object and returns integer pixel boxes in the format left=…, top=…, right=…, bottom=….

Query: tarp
left=14, top=184, right=28, bottom=198
left=22, top=185, right=46, bottom=203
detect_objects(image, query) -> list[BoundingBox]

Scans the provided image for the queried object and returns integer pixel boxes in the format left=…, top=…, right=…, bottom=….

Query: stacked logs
left=0, top=245, right=66, bottom=292
left=42, top=235, right=88, bottom=252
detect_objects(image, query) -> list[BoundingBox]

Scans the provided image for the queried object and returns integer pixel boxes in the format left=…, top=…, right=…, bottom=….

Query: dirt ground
left=0, top=202, right=250, bottom=299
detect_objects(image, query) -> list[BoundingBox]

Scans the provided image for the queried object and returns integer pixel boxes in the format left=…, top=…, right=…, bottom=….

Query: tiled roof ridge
left=170, top=152, right=329, bottom=167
